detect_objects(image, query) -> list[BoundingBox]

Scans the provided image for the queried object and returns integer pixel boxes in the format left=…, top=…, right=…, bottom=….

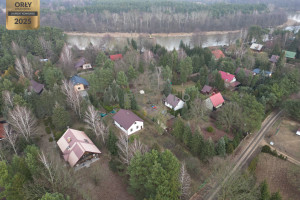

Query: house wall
left=174, top=100, right=185, bottom=111
left=296, top=131, right=300, bottom=136
left=230, top=77, right=236, bottom=83
left=127, top=121, right=144, bottom=135
left=74, top=84, right=85, bottom=91
left=165, top=102, right=173, bottom=110
left=83, top=64, right=92, bottom=69
left=114, top=120, right=143, bottom=135
left=205, top=98, right=214, bottom=111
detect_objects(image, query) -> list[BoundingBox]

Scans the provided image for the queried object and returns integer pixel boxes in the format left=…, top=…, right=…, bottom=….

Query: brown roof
left=165, top=94, right=183, bottom=108
left=0, top=123, right=4, bottom=139
left=112, top=109, right=143, bottom=130
left=30, top=80, right=44, bottom=94
left=201, top=85, right=213, bottom=93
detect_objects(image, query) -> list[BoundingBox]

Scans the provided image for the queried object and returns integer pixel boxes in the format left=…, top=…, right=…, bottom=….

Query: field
left=255, top=153, right=300, bottom=200
left=265, top=118, right=300, bottom=160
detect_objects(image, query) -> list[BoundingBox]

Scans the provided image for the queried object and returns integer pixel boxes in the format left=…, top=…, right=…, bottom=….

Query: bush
left=49, top=137, right=53, bottom=142
left=54, top=131, right=63, bottom=141
left=248, top=156, right=258, bottom=173
left=261, top=145, right=287, bottom=160
left=206, top=126, right=214, bottom=133
left=45, top=126, right=51, bottom=134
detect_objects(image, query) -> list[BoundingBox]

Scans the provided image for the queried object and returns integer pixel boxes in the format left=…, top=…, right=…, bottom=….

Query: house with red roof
left=205, top=92, right=225, bottom=110
left=113, top=109, right=144, bottom=135
left=219, top=71, right=236, bottom=83
left=110, top=54, right=123, bottom=61
left=212, top=49, right=225, bottom=60
left=57, top=128, right=101, bottom=167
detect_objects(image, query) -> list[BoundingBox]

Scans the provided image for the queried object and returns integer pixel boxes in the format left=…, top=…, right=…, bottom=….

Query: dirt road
left=190, top=110, right=283, bottom=200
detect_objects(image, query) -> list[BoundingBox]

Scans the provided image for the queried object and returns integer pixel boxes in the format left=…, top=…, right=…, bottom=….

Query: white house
left=112, top=109, right=144, bottom=135
left=296, top=128, right=300, bottom=136
left=165, top=94, right=185, bottom=111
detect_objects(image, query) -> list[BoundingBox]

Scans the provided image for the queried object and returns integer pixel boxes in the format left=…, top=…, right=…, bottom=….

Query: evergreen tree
left=162, top=65, right=172, bottom=80
left=202, top=137, right=215, bottom=160
left=52, top=104, right=71, bottom=131
left=124, top=93, right=131, bottom=109
left=138, top=62, right=144, bottom=73
left=127, top=66, right=137, bottom=82
left=130, top=93, right=138, bottom=110
left=131, top=39, right=137, bottom=50
left=118, top=88, right=125, bottom=108
left=163, top=80, right=172, bottom=96
left=172, top=118, right=184, bottom=141
left=107, top=131, right=118, bottom=156
left=191, top=130, right=204, bottom=156
left=117, top=71, right=129, bottom=88
left=211, top=71, right=225, bottom=91
left=260, top=180, right=270, bottom=200
left=181, top=103, right=189, bottom=120
left=179, top=57, right=193, bottom=83
left=40, top=192, right=67, bottom=200
left=216, top=137, right=226, bottom=157
left=183, top=125, right=192, bottom=148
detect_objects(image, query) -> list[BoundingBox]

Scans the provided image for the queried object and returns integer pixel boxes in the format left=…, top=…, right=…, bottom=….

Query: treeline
left=33, top=1, right=287, bottom=33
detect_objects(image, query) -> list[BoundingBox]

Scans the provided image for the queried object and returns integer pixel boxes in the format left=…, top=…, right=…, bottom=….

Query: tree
left=61, top=80, right=82, bottom=117
left=183, top=125, right=192, bottom=147
left=270, top=192, right=282, bottom=200
left=127, top=150, right=180, bottom=200
left=172, top=118, right=185, bottom=141
left=3, top=125, right=18, bottom=155
left=284, top=100, right=300, bottom=121
left=107, top=131, right=118, bottom=156
left=95, top=52, right=108, bottom=67
left=116, top=71, right=128, bottom=88
left=40, top=192, right=67, bottom=200
left=84, top=105, right=108, bottom=143
left=217, top=103, right=242, bottom=132
left=162, top=65, right=172, bottom=80
left=179, top=162, right=191, bottom=200
left=211, top=71, right=225, bottom=91
left=124, top=93, right=131, bottom=109
left=130, top=93, right=138, bottom=110
left=259, top=180, right=270, bottom=200
left=59, top=44, right=74, bottom=76
left=216, top=137, right=226, bottom=157
left=179, top=57, right=193, bottom=83
left=43, top=64, right=64, bottom=88
left=191, top=98, right=208, bottom=120
left=127, top=66, right=137, bottom=82
left=8, top=105, right=37, bottom=141
left=191, top=130, right=204, bottom=156
left=163, top=80, right=172, bottom=96
left=52, top=104, right=70, bottom=131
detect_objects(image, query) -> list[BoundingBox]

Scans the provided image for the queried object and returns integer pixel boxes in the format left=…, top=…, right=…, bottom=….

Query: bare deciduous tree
left=8, top=105, right=37, bottom=141
left=39, top=151, right=55, bottom=188
left=2, top=90, right=14, bottom=108
left=179, top=162, right=191, bottom=200
left=61, top=80, right=82, bottom=117
left=22, top=56, right=33, bottom=79
left=129, top=138, right=148, bottom=159
left=191, top=98, right=208, bottom=119
left=59, top=44, right=74, bottom=76
left=11, top=41, right=26, bottom=58
left=15, top=58, right=25, bottom=77
left=4, top=125, right=18, bottom=155
left=84, top=105, right=108, bottom=143
left=39, top=37, right=53, bottom=59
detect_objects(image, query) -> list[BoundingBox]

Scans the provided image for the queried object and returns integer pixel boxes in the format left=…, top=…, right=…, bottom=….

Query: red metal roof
left=110, top=54, right=123, bottom=61
left=212, top=49, right=225, bottom=59
left=219, top=71, right=235, bottom=83
left=209, top=92, right=225, bottom=108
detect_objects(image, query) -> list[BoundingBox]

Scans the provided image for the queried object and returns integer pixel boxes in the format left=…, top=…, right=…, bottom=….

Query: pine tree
left=172, top=118, right=184, bottom=141
left=107, top=131, right=118, bottom=156
left=130, top=93, right=138, bottom=110
left=216, top=137, right=226, bottom=157
left=191, top=130, right=204, bottom=156
left=117, top=71, right=128, bottom=88
left=163, top=80, right=172, bottom=96
left=183, top=125, right=192, bottom=148
left=127, top=66, right=137, bottom=82
left=124, top=93, right=131, bottom=109
left=52, top=104, right=71, bottom=131
left=118, top=88, right=124, bottom=108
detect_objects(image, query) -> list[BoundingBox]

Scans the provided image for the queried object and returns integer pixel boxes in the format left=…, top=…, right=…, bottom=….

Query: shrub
left=45, top=126, right=51, bottom=134
left=206, top=126, right=214, bottom=133
left=248, top=156, right=259, bottom=173
left=49, top=137, right=53, bottom=142
left=54, top=131, right=63, bottom=141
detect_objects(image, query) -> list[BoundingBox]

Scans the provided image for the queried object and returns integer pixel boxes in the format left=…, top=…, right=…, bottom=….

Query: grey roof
left=113, top=109, right=143, bottom=130
left=30, top=80, right=44, bottom=94
left=269, top=55, right=279, bottom=63
left=165, top=94, right=182, bottom=108
left=74, top=58, right=85, bottom=68
left=201, top=85, right=212, bottom=93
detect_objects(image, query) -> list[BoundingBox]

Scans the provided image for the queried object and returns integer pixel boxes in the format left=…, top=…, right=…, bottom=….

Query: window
left=78, top=87, right=81, bottom=90
left=136, top=126, right=138, bottom=129
left=130, top=128, right=133, bottom=132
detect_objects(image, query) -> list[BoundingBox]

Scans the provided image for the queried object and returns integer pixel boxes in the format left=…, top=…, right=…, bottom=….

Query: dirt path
left=190, top=110, right=283, bottom=200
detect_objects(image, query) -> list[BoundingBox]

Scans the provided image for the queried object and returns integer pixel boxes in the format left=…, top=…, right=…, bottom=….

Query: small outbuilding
left=113, top=109, right=144, bottom=135
left=74, top=58, right=92, bottom=70
left=70, top=75, right=89, bottom=92
left=212, top=49, right=225, bottom=60
left=269, top=55, right=279, bottom=63
left=205, top=92, right=225, bottom=111
left=110, top=54, right=123, bottom=61
left=252, top=68, right=272, bottom=77
left=283, top=50, right=296, bottom=59
left=29, top=80, right=44, bottom=94
left=164, top=94, right=185, bottom=111
left=201, top=85, right=213, bottom=95
left=250, top=43, right=263, bottom=52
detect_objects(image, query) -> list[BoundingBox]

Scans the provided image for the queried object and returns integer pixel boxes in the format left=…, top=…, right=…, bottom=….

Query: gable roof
left=110, top=54, right=123, bottom=61
left=57, top=128, right=101, bottom=167
left=74, top=58, right=85, bottom=68
left=209, top=93, right=225, bottom=107
left=235, top=68, right=254, bottom=77
left=201, top=85, right=213, bottom=93
left=250, top=43, right=263, bottom=51
left=283, top=50, right=296, bottom=59
left=165, top=94, right=183, bottom=108
left=70, top=76, right=89, bottom=86
left=219, top=71, right=235, bottom=83
left=30, top=80, right=44, bottom=94
left=269, top=55, right=279, bottom=63
left=212, top=49, right=225, bottom=59
left=113, top=109, right=143, bottom=130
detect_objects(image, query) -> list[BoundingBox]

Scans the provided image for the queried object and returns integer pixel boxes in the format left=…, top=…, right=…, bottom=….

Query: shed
left=201, top=85, right=213, bottom=95
left=29, top=80, right=44, bottom=94
left=110, top=54, right=123, bottom=61
left=283, top=51, right=296, bottom=59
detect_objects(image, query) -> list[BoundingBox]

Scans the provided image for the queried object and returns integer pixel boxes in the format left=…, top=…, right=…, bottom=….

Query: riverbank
left=65, top=30, right=241, bottom=38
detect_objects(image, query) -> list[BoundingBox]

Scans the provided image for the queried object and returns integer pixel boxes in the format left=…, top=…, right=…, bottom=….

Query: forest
left=4, top=0, right=284, bottom=33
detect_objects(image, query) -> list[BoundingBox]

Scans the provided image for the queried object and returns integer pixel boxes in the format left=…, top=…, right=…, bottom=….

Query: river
left=66, top=13, right=300, bottom=51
